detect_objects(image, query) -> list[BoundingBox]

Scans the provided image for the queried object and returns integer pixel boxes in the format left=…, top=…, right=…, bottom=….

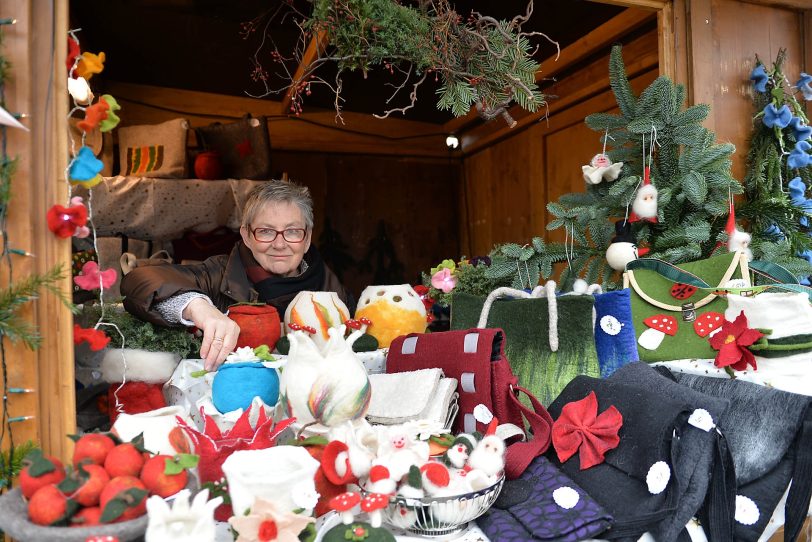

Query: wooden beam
left=281, top=29, right=329, bottom=115
left=443, top=8, right=656, bottom=136
left=685, top=0, right=714, bottom=126
left=658, top=2, right=676, bottom=79
left=588, top=0, right=667, bottom=9
left=738, top=0, right=812, bottom=9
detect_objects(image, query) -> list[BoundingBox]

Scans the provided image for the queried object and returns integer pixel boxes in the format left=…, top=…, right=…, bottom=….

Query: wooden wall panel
left=272, top=151, right=461, bottom=297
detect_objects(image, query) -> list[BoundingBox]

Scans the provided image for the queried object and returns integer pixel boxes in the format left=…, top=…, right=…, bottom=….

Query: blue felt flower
left=68, top=146, right=103, bottom=181
left=789, top=117, right=812, bottom=143
left=789, top=177, right=811, bottom=227
left=798, top=73, right=812, bottom=101
left=788, top=140, right=812, bottom=169
left=750, top=65, right=769, bottom=93
left=763, top=223, right=785, bottom=240
left=763, top=104, right=793, bottom=129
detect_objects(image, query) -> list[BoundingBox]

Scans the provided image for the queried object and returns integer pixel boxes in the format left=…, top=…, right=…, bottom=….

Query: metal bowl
left=382, top=476, right=503, bottom=537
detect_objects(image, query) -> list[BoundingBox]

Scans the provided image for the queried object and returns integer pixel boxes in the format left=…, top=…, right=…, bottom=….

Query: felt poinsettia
left=73, top=324, right=111, bottom=351
left=552, top=390, right=623, bottom=470
left=431, top=268, right=457, bottom=293
left=229, top=497, right=315, bottom=542
left=750, top=64, right=769, bottom=93
left=74, top=260, right=117, bottom=291
left=709, top=311, right=764, bottom=372
left=176, top=405, right=294, bottom=520
left=46, top=201, right=88, bottom=238
left=763, top=103, right=793, bottom=129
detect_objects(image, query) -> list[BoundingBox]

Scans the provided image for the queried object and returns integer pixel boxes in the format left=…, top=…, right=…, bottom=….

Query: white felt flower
left=473, top=404, right=494, bottom=424
left=145, top=489, right=222, bottom=542
left=402, top=419, right=446, bottom=441
left=552, top=486, right=580, bottom=509
left=735, top=495, right=760, bottom=525
left=290, top=479, right=320, bottom=513
left=688, top=409, right=715, bottom=432
left=226, top=346, right=259, bottom=363
left=646, top=461, right=671, bottom=494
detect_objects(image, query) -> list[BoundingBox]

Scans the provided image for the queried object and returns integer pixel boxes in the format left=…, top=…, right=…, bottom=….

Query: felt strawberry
left=103, top=443, right=145, bottom=478
left=69, top=506, right=103, bottom=528
left=64, top=463, right=110, bottom=507
left=140, top=454, right=198, bottom=498
left=28, top=484, right=78, bottom=526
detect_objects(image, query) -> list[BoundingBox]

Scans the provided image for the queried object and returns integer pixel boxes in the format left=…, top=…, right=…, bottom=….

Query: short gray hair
left=242, top=180, right=314, bottom=230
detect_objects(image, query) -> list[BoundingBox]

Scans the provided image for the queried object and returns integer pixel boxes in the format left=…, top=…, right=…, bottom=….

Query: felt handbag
left=624, top=250, right=750, bottom=362
left=593, top=288, right=639, bottom=377
left=195, top=114, right=271, bottom=180
left=386, top=328, right=554, bottom=480
left=547, top=374, right=706, bottom=541
left=450, top=282, right=600, bottom=406
left=672, top=373, right=812, bottom=542
left=476, top=454, right=613, bottom=542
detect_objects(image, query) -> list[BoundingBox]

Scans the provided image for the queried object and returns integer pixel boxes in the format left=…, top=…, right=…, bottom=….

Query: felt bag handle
left=503, top=384, right=554, bottom=480
left=477, top=281, right=560, bottom=352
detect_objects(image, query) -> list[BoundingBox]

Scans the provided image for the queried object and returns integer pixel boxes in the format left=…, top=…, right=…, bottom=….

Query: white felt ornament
left=582, top=153, right=624, bottom=185
left=605, top=221, right=641, bottom=272
left=68, top=76, right=94, bottom=105
left=145, top=489, right=222, bottom=542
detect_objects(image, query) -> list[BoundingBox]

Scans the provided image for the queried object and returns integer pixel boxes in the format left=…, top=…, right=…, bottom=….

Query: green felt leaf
left=25, top=449, right=56, bottom=477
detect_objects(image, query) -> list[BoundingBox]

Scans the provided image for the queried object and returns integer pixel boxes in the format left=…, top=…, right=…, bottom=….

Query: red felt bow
left=552, top=391, right=623, bottom=470
left=73, top=324, right=111, bottom=351
left=46, top=203, right=88, bottom=238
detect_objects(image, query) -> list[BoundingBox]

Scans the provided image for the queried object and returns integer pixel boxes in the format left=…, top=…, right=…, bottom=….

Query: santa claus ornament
left=629, top=133, right=659, bottom=223
left=724, top=200, right=753, bottom=261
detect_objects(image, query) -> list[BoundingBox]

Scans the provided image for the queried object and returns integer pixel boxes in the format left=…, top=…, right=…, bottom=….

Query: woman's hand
left=183, top=298, right=240, bottom=371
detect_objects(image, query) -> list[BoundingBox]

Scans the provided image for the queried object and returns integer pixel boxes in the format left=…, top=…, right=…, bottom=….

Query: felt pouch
left=594, top=288, right=639, bottom=377
left=476, top=454, right=613, bottom=542
left=672, top=373, right=812, bottom=542
left=624, top=251, right=750, bottom=362
left=450, top=283, right=600, bottom=406
left=117, top=118, right=189, bottom=178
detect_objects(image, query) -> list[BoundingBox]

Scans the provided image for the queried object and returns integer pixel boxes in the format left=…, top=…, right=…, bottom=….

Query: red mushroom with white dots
left=694, top=312, right=724, bottom=338
left=638, top=314, right=678, bottom=350
left=329, top=492, right=361, bottom=525
left=360, top=493, right=389, bottom=528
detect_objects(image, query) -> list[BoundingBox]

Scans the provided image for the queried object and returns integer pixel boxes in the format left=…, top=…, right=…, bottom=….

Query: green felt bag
left=624, top=251, right=750, bottom=362
left=450, top=283, right=600, bottom=406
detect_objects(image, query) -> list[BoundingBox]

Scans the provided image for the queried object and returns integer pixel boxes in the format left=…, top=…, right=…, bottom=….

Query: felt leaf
left=99, top=94, right=121, bottom=132
left=254, top=344, right=275, bottom=361
left=52, top=499, right=80, bottom=526
left=24, top=449, right=57, bottom=477
left=190, top=369, right=209, bottom=378
left=164, top=453, right=199, bottom=475
left=130, top=433, right=149, bottom=453
left=287, top=435, right=329, bottom=447
left=101, top=497, right=127, bottom=523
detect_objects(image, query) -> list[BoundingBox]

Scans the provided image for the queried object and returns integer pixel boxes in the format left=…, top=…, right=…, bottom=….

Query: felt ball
left=211, top=362, right=279, bottom=414
left=572, top=279, right=589, bottom=294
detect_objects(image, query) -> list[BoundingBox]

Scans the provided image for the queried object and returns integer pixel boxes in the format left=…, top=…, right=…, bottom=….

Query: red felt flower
left=73, top=324, right=111, bottom=351
left=66, top=36, right=80, bottom=76
left=709, top=311, right=764, bottom=372
left=74, top=261, right=118, bottom=291
left=46, top=202, right=88, bottom=238
left=552, top=391, right=623, bottom=470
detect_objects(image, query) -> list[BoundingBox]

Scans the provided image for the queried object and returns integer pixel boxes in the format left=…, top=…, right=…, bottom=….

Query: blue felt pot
left=211, top=362, right=279, bottom=414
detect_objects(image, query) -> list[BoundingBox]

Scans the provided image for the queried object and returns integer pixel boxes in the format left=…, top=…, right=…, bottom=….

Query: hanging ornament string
left=601, top=127, right=610, bottom=156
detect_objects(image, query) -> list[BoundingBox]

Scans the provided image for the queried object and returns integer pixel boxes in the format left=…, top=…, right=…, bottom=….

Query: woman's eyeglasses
left=248, top=226, right=307, bottom=243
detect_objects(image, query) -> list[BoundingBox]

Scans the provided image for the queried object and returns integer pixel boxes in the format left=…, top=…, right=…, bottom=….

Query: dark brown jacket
left=121, top=244, right=352, bottom=326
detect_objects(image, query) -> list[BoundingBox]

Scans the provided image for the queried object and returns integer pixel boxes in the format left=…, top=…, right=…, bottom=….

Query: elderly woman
left=121, top=181, right=351, bottom=370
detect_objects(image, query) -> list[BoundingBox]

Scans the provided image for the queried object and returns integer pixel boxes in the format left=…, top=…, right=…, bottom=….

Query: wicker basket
left=382, top=476, right=503, bottom=537
left=0, top=488, right=148, bottom=542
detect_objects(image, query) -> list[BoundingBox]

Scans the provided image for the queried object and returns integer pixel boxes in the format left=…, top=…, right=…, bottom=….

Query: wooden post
left=3, top=0, right=74, bottom=464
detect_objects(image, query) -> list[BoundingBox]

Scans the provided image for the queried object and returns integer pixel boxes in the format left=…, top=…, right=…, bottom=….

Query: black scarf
left=238, top=242, right=326, bottom=306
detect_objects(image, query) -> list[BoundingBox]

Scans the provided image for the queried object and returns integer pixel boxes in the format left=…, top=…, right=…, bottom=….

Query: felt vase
left=228, top=303, right=281, bottom=350
left=284, top=291, right=351, bottom=351
left=354, top=284, right=427, bottom=347
left=221, top=446, right=320, bottom=516
left=211, top=362, right=279, bottom=414
left=193, top=151, right=223, bottom=180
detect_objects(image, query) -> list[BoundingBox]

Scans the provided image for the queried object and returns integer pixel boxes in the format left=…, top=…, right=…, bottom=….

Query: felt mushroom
left=694, top=312, right=724, bottom=338
left=329, top=491, right=361, bottom=525
left=638, top=314, right=678, bottom=350
left=360, top=493, right=389, bottom=528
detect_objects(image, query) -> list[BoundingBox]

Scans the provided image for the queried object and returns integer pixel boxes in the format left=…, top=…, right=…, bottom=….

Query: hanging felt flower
left=73, top=324, right=111, bottom=351
left=797, top=73, right=812, bottom=101
left=762, top=104, right=793, bottom=129
left=75, top=51, right=105, bottom=80
left=66, top=36, right=81, bottom=76
left=74, top=261, right=118, bottom=291
left=431, top=267, right=457, bottom=293
left=789, top=117, right=812, bottom=143
left=708, top=311, right=764, bottom=372
left=69, top=146, right=104, bottom=182
left=99, top=94, right=121, bottom=132
left=788, top=140, right=812, bottom=169
left=67, top=76, right=93, bottom=105
left=789, top=177, right=811, bottom=227
left=552, top=390, right=623, bottom=470
left=228, top=497, right=315, bottom=542
left=77, top=99, right=110, bottom=133
left=750, top=64, right=769, bottom=93
left=46, top=201, right=88, bottom=238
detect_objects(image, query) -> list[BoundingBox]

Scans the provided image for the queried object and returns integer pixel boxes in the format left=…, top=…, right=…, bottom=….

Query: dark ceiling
left=70, top=0, right=624, bottom=124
